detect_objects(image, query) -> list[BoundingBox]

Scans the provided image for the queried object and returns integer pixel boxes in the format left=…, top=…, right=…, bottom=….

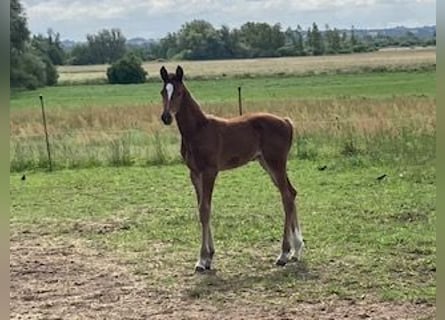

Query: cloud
left=22, top=0, right=398, bottom=21
left=22, top=0, right=436, bottom=40
left=24, top=0, right=130, bottom=20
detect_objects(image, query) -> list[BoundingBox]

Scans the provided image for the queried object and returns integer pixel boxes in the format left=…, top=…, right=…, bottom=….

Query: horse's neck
left=175, top=90, right=207, bottom=138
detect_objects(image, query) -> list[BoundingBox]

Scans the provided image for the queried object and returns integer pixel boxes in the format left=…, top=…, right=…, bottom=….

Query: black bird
left=376, top=174, right=387, bottom=181
left=21, top=174, right=26, bottom=181
left=318, top=165, right=327, bottom=171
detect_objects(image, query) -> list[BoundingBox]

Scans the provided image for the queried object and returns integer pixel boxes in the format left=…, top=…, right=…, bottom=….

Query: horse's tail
left=283, top=117, right=294, bottom=149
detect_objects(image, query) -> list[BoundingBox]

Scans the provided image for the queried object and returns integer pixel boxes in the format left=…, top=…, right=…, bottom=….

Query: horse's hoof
left=275, top=259, right=287, bottom=267
left=195, top=265, right=206, bottom=273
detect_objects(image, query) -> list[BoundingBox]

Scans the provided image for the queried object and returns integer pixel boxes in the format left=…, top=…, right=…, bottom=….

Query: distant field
left=57, top=48, right=436, bottom=84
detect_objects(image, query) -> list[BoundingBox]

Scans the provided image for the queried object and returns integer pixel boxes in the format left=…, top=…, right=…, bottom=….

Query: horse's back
left=242, top=112, right=294, bottom=148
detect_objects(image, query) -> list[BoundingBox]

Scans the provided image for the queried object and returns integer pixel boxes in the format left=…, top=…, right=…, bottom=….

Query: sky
left=21, top=0, right=436, bottom=41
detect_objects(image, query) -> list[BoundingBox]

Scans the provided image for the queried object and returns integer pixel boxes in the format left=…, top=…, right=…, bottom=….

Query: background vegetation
left=10, top=0, right=436, bottom=89
left=67, top=20, right=435, bottom=64
left=10, top=68, right=435, bottom=172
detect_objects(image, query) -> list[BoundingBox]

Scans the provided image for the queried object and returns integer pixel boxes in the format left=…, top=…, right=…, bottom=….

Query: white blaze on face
left=166, top=83, right=174, bottom=101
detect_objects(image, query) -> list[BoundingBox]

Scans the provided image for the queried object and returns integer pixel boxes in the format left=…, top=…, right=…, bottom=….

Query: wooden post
left=39, top=94, right=53, bottom=171
left=238, top=86, right=243, bottom=115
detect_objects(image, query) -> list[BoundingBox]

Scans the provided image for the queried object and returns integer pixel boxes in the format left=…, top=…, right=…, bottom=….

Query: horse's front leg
left=190, top=170, right=201, bottom=205
left=195, top=170, right=217, bottom=272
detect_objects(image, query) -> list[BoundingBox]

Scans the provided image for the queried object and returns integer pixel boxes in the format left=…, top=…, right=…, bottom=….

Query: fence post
left=39, top=94, right=53, bottom=171
left=238, top=86, right=243, bottom=115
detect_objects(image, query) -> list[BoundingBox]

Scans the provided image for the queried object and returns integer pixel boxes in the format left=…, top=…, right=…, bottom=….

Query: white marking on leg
left=196, top=225, right=212, bottom=271
left=290, top=228, right=304, bottom=259
left=196, top=258, right=207, bottom=270
left=277, top=251, right=290, bottom=264
left=166, top=83, right=174, bottom=100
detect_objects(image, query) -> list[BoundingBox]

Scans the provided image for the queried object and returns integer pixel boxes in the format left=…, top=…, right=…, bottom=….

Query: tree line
left=11, top=0, right=435, bottom=89
left=67, top=20, right=435, bottom=64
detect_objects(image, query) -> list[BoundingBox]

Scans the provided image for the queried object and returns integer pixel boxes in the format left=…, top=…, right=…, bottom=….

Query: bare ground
left=10, top=229, right=435, bottom=320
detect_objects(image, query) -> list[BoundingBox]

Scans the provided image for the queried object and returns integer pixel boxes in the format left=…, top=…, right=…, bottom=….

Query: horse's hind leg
left=259, top=157, right=304, bottom=266
left=284, top=176, right=304, bottom=261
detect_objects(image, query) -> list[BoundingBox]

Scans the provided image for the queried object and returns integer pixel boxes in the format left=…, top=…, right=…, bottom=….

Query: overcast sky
left=22, top=0, right=436, bottom=41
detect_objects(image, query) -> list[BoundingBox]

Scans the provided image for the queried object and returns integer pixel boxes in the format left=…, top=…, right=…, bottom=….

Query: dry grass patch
left=58, top=48, right=436, bottom=84
left=9, top=96, right=435, bottom=170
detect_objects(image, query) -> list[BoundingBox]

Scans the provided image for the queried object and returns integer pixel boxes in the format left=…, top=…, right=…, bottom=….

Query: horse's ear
left=176, top=65, right=184, bottom=82
left=160, top=66, right=168, bottom=82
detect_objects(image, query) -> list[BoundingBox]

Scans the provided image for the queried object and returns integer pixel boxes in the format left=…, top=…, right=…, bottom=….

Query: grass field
left=10, top=159, right=436, bottom=318
left=10, top=70, right=436, bottom=172
left=10, top=70, right=436, bottom=110
left=10, top=50, right=436, bottom=319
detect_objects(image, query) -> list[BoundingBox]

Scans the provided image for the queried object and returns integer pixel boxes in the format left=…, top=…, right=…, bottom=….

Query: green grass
left=10, top=64, right=436, bottom=308
left=9, top=125, right=436, bottom=172
left=10, top=158, right=435, bottom=305
left=10, top=69, right=436, bottom=172
left=10, top=71, right=436, bottom=110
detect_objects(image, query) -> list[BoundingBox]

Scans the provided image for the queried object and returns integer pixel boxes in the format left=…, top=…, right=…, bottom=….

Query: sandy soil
left=10, top=230, right=435, bottom=320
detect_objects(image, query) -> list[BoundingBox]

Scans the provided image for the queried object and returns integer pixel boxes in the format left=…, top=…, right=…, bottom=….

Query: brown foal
left=159, top=66, right=304, bottom=272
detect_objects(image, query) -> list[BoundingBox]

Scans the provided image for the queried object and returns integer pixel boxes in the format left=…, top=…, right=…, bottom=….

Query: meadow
left=10, top=50, right=436, bottom=319
left=10, top=70, right=436, bottom=171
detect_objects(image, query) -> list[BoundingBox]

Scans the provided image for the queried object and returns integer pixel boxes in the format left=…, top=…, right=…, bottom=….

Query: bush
left=11, top=52, right=46, bottom=89
left=10, top=51, right=59, bottom=89
left=107, top=53, right=147, bottom=84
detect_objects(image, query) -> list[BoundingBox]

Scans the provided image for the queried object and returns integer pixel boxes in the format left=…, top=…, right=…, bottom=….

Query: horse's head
left=160, top=65, right=185, bottom=125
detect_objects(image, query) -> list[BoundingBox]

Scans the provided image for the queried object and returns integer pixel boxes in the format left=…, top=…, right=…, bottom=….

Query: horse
left=159, top=65, right=304, bottom=272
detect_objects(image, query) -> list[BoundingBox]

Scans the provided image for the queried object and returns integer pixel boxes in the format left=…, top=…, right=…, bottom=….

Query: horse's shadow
left=184, top=259, right=318, bottom=299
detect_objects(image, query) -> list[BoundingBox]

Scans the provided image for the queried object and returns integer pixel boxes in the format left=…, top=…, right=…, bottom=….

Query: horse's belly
left=219, top=148, right=259, bottom=171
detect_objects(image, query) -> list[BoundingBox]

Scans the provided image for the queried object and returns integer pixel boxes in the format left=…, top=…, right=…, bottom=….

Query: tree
left=10, top=0, right=29, bottom=54
left=175, top=20, right=223, bottom=60
left=150, top=32, right=178, bottom=59
left=306, top=27, right=312, bottom=54
left=310, top=22, right=324, bottom=55
left=324, top=24, right=341, bottom=54
left=349, top=25, right=368, bottom=52
left=10, top=0, right=58, bottom=89
left=350, top=25, right=358, bottom=47
left=276, top=27, right=297, bottom=56
left=218, top=25, right=242, bottom=58
left=69, top=43, right=92, bottom=65
left=87, top=29, right=127, bottom=63
left=295, top=25, right=305, bottom=55
left=238, top=22, right=285, bottom=57
left=31, top=29, right=66, bottom=65
left=69, top=29, right=127, bottom=65
left=46, top=29, right=65, bottom=65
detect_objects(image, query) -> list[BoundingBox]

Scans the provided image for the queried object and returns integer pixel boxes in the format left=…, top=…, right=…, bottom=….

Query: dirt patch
left=70, top=218, right=133, bottom=235
left=10, top=230, right=435, bottom=320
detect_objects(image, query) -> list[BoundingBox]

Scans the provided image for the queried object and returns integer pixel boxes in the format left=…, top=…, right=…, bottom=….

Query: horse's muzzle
left=161, top=112, right=173, bottom=125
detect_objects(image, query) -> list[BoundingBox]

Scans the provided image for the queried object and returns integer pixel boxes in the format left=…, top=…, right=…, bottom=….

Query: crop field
left=56, top=48, right=436, bottom=84
left=10, top=50, right=436, bottom=319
